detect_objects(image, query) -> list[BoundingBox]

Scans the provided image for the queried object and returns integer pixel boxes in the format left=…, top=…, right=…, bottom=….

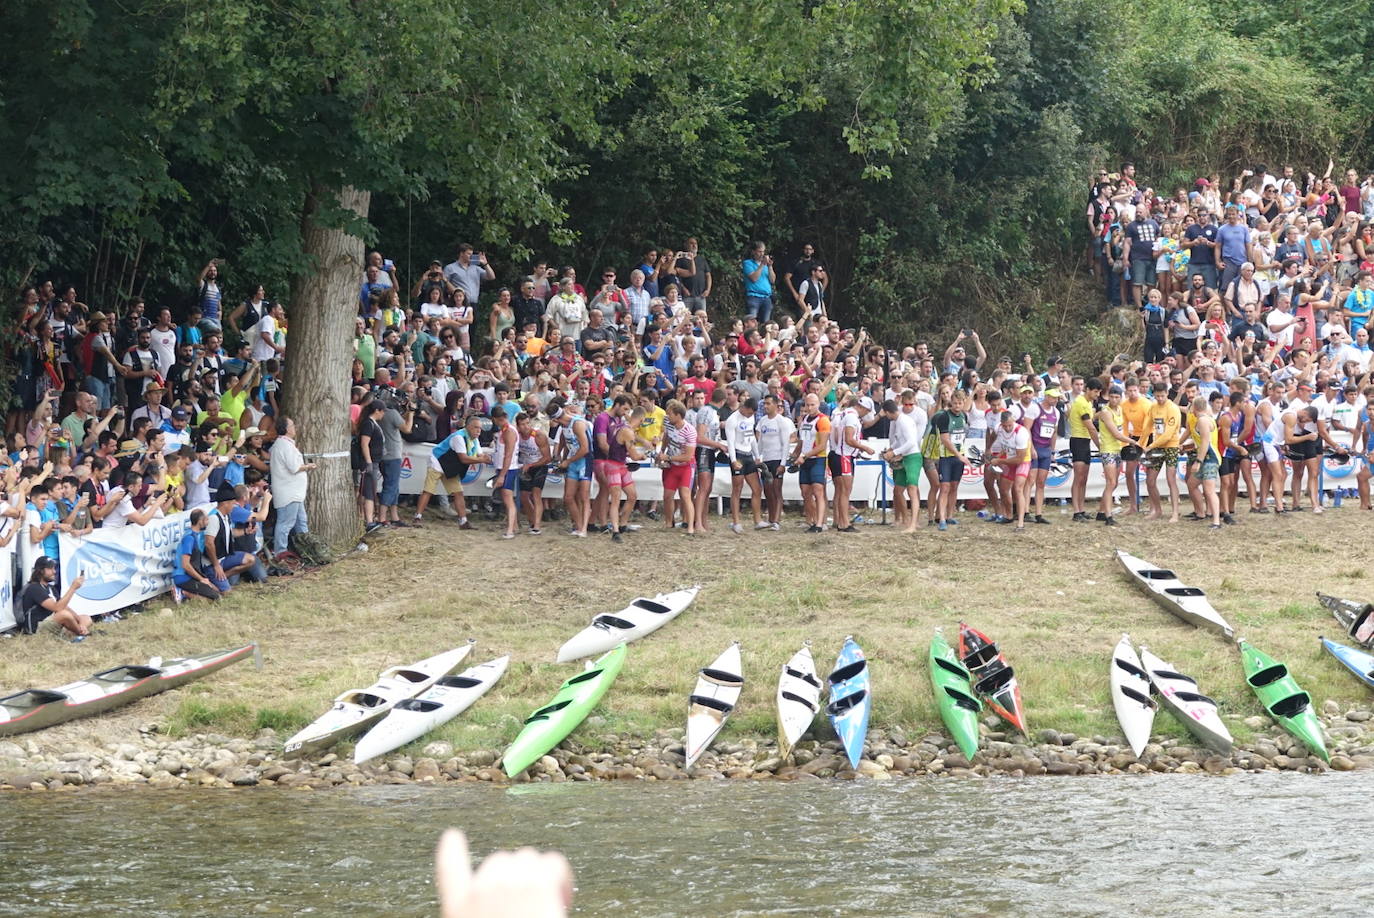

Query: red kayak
left=956, top=622, right=1028, bottom=737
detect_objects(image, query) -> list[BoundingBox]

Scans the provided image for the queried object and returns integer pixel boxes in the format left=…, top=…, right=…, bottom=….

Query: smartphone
left=382, top=258, right=395, bottom=271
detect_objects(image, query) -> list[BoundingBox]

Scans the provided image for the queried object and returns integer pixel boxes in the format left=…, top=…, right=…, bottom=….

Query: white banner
left=400, top=437, right=1360, bottom=508
left=59, top=513, right=191, bottom=617
left=0, top=543, right=15, bottom=633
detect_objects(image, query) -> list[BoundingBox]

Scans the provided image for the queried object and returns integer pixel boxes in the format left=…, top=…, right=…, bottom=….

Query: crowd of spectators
left=8, top=158, right=1374, bottom=636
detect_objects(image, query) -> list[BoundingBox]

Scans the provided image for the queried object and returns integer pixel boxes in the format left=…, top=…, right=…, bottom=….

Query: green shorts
left=893, top=453, right=923, bottom=487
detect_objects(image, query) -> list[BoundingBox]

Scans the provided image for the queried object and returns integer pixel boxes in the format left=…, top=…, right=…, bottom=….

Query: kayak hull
left=827, top=637, right=871, bottom=770
left=684, top=642, right=743, bottom=770
left=1238, top=640, right=1329, bottom=762
left=1117, top=550, right=1235, bottom=638
left=555, top=586, right=700, bottom=662
left=503, top=643, right=627, bottom=776
left=1318, top=593, right=1374, bottom=647
left=1139, top=646, right=1233, bottom=755
left=957, top=622, right=1028, bottom=737
left=1320, top=637, right=1374, bottom=691
left=284, top=644, right=473, bottom=757
left=0, top=644, right=257, bottom=738
left=776, top=643, right=822, bottom=760
left=354, top=654, right=510, bottom=765
left=930, top=631, right=982, bottom=761
left=1110, top=634, right=1156, bottom=758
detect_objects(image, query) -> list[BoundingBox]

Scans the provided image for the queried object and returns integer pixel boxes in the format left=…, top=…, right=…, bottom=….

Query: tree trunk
left=281, top=183, right=371, bottom=548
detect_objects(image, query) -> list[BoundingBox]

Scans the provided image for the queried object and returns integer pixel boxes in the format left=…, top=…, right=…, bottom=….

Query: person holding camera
left=444, top=244, right=495, bottom=305
left=741, top=242, right=775, bottom=323
left=376, top=379, right=415, bottom=528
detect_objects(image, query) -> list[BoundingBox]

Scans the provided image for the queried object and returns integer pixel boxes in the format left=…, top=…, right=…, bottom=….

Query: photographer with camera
left=443, top=244, right=495, bottom=305
left=372, top=371, right=416, bottom=529
left=741, top=242, right=775, bottom=323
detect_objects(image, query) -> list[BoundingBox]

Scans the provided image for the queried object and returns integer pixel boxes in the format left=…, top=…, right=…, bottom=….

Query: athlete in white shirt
left=755, top=395, right=796, bottom=530
left=723, top=397, right=764, bottom=533
left=881, top=398, right=921, bottom=532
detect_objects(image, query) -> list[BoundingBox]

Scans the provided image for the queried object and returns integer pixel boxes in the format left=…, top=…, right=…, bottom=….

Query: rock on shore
left=4, top=705, right=1374, bottom=791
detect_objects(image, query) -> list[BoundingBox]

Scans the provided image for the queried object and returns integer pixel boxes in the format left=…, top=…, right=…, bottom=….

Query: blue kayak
left=1320, top=636, right=1374, bottom=690
left=827, top=637, right=871, bottom=769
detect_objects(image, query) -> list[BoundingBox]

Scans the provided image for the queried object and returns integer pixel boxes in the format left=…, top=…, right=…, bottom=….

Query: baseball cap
left=1018, top=384, right=1034, bottom=393
left=171, top=407, right=189, bottom=420
left=1044, top=388, right=1063, bottom=398
left=857, top=396, right=875, bottom=413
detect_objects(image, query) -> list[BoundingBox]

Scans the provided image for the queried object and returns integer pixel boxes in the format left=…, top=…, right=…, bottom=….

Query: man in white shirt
left=160, top=407, right=194, bottom=453
left=723, top=397, right=764, bottom=534
left=131, top=384, right=172, bottom=427
left=269, top=416, right=317, bottom=556
left=880, top=398, right=921, bottom=533
left=755, top=395, right=796, bottom=531
left=252, top=302, right=286, bottom=363
left=149, top=308, right=179, bottom=372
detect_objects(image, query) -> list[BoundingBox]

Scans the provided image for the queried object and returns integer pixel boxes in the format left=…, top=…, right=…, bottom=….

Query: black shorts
left=827, top=453, right=854, bottom=477
left=1069, top=437, right=1093, bottom=464
left=695, top=446, right=716, bottom=477
left=1120, top=444, right=1143, bottom=462
left=763, top=459, right=782, bottom=481
left=520, top=467, right=548, bottom=491
left=1297, top=440, right=1320, bottom=461
left=1219, top=456, right=1238, bottom=477
left=731, top=457, right=759, bottom=478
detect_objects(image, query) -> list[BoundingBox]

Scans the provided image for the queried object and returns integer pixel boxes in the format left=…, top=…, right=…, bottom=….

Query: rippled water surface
left=2, top=774, right=1370, bottom=916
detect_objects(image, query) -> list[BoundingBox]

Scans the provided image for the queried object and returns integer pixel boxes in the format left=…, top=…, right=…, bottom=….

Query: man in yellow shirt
left=1067, top=376, right=1102, bottom=521
left=1119, top=378, right=1150, bottom=514
left=1142, top=381, right=1182, bottom=522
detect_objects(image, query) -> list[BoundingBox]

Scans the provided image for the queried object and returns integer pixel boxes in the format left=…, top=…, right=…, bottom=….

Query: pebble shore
left=4, top=703, right=1373, bottom=791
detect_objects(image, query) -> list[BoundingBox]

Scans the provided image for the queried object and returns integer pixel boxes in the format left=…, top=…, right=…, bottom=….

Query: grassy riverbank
left=6, top=505, right=1373, bottom=759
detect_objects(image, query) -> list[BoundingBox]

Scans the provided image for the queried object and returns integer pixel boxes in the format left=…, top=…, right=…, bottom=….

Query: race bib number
left=1153, top=418, right=1165, bottom=435
left=951, top=430, right=965, bottom=445
left=1039, top=423, right=1054, bottom=439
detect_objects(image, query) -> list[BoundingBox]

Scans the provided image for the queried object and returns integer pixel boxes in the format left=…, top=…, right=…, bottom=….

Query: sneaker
left=1221, top=513, right=1236, bottom=526
left=730, top=522, right=743, bottom=534
left=755, top=522, right=771, bottom=530
left=459, top=519, right=473, bottom=530
left=770, top=522, right=781, bottom=532
left=1094, top=512, right=1107, bottom=521
left=946, top=518, right=958, bottom=526
left=611, top=530, right=622, bottom=543
left=646, top=510, right=660, bottom=522
left=501, top=532, right=515, bottom=540
left=411, top=516, right=424, bottom=528
left=625, top=524, right=642, bottom=532
left=806, top=525, right=823, bottom=533
left=365, top=521, right=384, bottom=534
left=1104, top=517, right=1118, bottom=527
left=572, top=530, right=587, bottom=538
left=1072, top=512, right=1087, bottom=522
left=851, top=515, right=869, bottom=525
left=1033, top=515, right=1051, bottom=525
left=1250, top=506, right=1269, bottom=514
left=1209, top=523, right=1222, bottom=530
left=1313, top=506, right=1325, bottom=515
left=529, top=528, right=542, bottom=535
left=70, top=634, right=87, bottom=644
left=837, top=526, right=858, bottom=533
left=995, top=516, right=1013, bottom=525
left=172, top=585, right=185, bottom=604
left=938, top=520, right=947, bottom=532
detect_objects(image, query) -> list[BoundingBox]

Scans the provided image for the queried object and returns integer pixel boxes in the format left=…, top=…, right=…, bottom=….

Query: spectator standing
left=1123, top=210, right=1161, bottom=309
left=742, top=242, right=776, bottom=323
left=1182, top=210, right=1219, bottom=289
left=443, top=245, right=495, bottom=305
left=545, top=278, right=588, bottom=341
left=1216, top=207, right=1252, bottom=295
left=269, top=417, right=316, bottom=556
left=784, top=244, right=822, bottom=316
left=252, top=302, right=287, bottom=363
left=675, top=238, right=712, bottom=312
left=194, top=260, right=224, bottom=333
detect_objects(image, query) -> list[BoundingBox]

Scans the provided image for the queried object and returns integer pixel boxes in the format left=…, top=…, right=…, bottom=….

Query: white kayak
left=284, top=644, right=473, bottom=757
left=684, top=642, right=744, bottom=770
left=353, top=650, right=510, bottom=765
left=1116, top=550, right=1235, bottom=638
left=1138, top=646, right=1233, bottom=755
left=555, top=586, right=701, bottom=663
left=1110, top=634, right=1156, bottom=758
left=776, top=642, right=823, bottom=760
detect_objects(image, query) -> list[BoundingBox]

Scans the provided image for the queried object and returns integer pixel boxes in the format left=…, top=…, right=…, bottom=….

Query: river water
left=2, top=774, right=1368, bottom=916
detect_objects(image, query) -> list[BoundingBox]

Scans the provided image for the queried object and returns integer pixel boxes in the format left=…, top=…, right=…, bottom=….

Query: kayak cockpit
left=340, top=691, right=390, bottom=708
left=565, top=669, right=604, bottom=686
left=0, top=689, right=68, bottom=710
left=942, top=687, right=980, bottom=712
left=592, top=615, right=635, bottom=631
left=689, top=694, right=734, bottom=714
left=526, top=700, right=572, bottom=723
left=974, top=666, right=1015, bottom=695
left=780, top=690, right=818, bottom=713
left=700, top=668, right=743, bottom=686
left=1271, top=692, right=1311, bottom=718
left=93, top=665, right=161, bottom=683
left=1173, top=690, right=1216, bottom=707
left=784, top=667, right=821, bottom=688
left=1164, top=587, right=1206, bottom=598
left=1118, top=685, right=1156, bottom=708
left=1139, top=568, right=1178, bottom=581
left=829, top=660, right=866, bottom=685
left=1249, top=664, right=1289, bottom=688
left=827, top=689, right=867, bottom=716
left=630, top=599, right=672, bottom=615
left=1153, top=669, right=1197, bottom=686
left=437, top=675, right=483, bottom=689
left=396, top=699, right=444, bottom=714
left=1113, top=658, right=1149, bottom=680
left=933, top=657, right=970, bottom=679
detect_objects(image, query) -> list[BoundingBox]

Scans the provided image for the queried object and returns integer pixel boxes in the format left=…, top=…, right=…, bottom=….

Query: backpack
left=289, top=531, right=334, bottom=566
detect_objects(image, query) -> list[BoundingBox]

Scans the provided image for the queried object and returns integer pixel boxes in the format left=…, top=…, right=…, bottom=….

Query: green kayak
left=929, top=631, right=982, bottom=760
left=1238, top=640, right=1329, bottom=763
left=502, top=643, right=627, bottom=777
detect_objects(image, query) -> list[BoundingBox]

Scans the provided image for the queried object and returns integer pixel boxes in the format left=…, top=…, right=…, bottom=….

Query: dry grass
left=5, top=503, right=1372, bottom=758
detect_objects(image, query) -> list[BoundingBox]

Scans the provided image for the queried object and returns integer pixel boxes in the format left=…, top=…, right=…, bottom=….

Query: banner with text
left=59, top=514, right=191, bottom=617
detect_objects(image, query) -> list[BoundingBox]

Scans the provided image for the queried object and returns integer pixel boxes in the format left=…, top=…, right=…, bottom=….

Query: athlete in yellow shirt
left=1142, top=381, right=1182, bottom=521
left=1067, top=378, right=1102, bottom=521
left=1119, top=379, right=1151, bottom=514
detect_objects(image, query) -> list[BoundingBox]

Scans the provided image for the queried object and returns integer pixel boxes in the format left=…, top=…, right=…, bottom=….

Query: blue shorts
left=1032, top=445, right=1054, bottom=471
left=565, top=457, right=591, bottom=482
left=494, top=469, right=519, bottom=492
left=937, top=456, right=965, bottom=483
left=799, top=456, right=826, bottom=486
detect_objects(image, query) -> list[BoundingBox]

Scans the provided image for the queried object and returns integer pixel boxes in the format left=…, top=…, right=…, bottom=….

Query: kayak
left=354, top=648, right=510, bottom=765
left=1238, top=639, right=1329, bottom=762
left=684, top=642, right=744, bottom=770
left=956, top=622, right=1028, bottom=736
left=555, top=586, right=700, bottom=663
left=0, top=643, right=258, bottom=738
left=776, top=642, right=823, bottom=760
left=1317, top=592, right=1374, bottom=647
left=1116, top=550, right=1235, bottom=638
left=504, top=643, right=627, bottom=777
left=284, top=644, right=473, bottom=757
left=826, top=637, right=871, bottom=769
left=929, top=630, right=981, bottom=760
left=1138, top=646, right=1232, bottom=754
left=1320, top=636, right=1374, bottom=691
left=1110, top=634, right=1156, bottom=758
